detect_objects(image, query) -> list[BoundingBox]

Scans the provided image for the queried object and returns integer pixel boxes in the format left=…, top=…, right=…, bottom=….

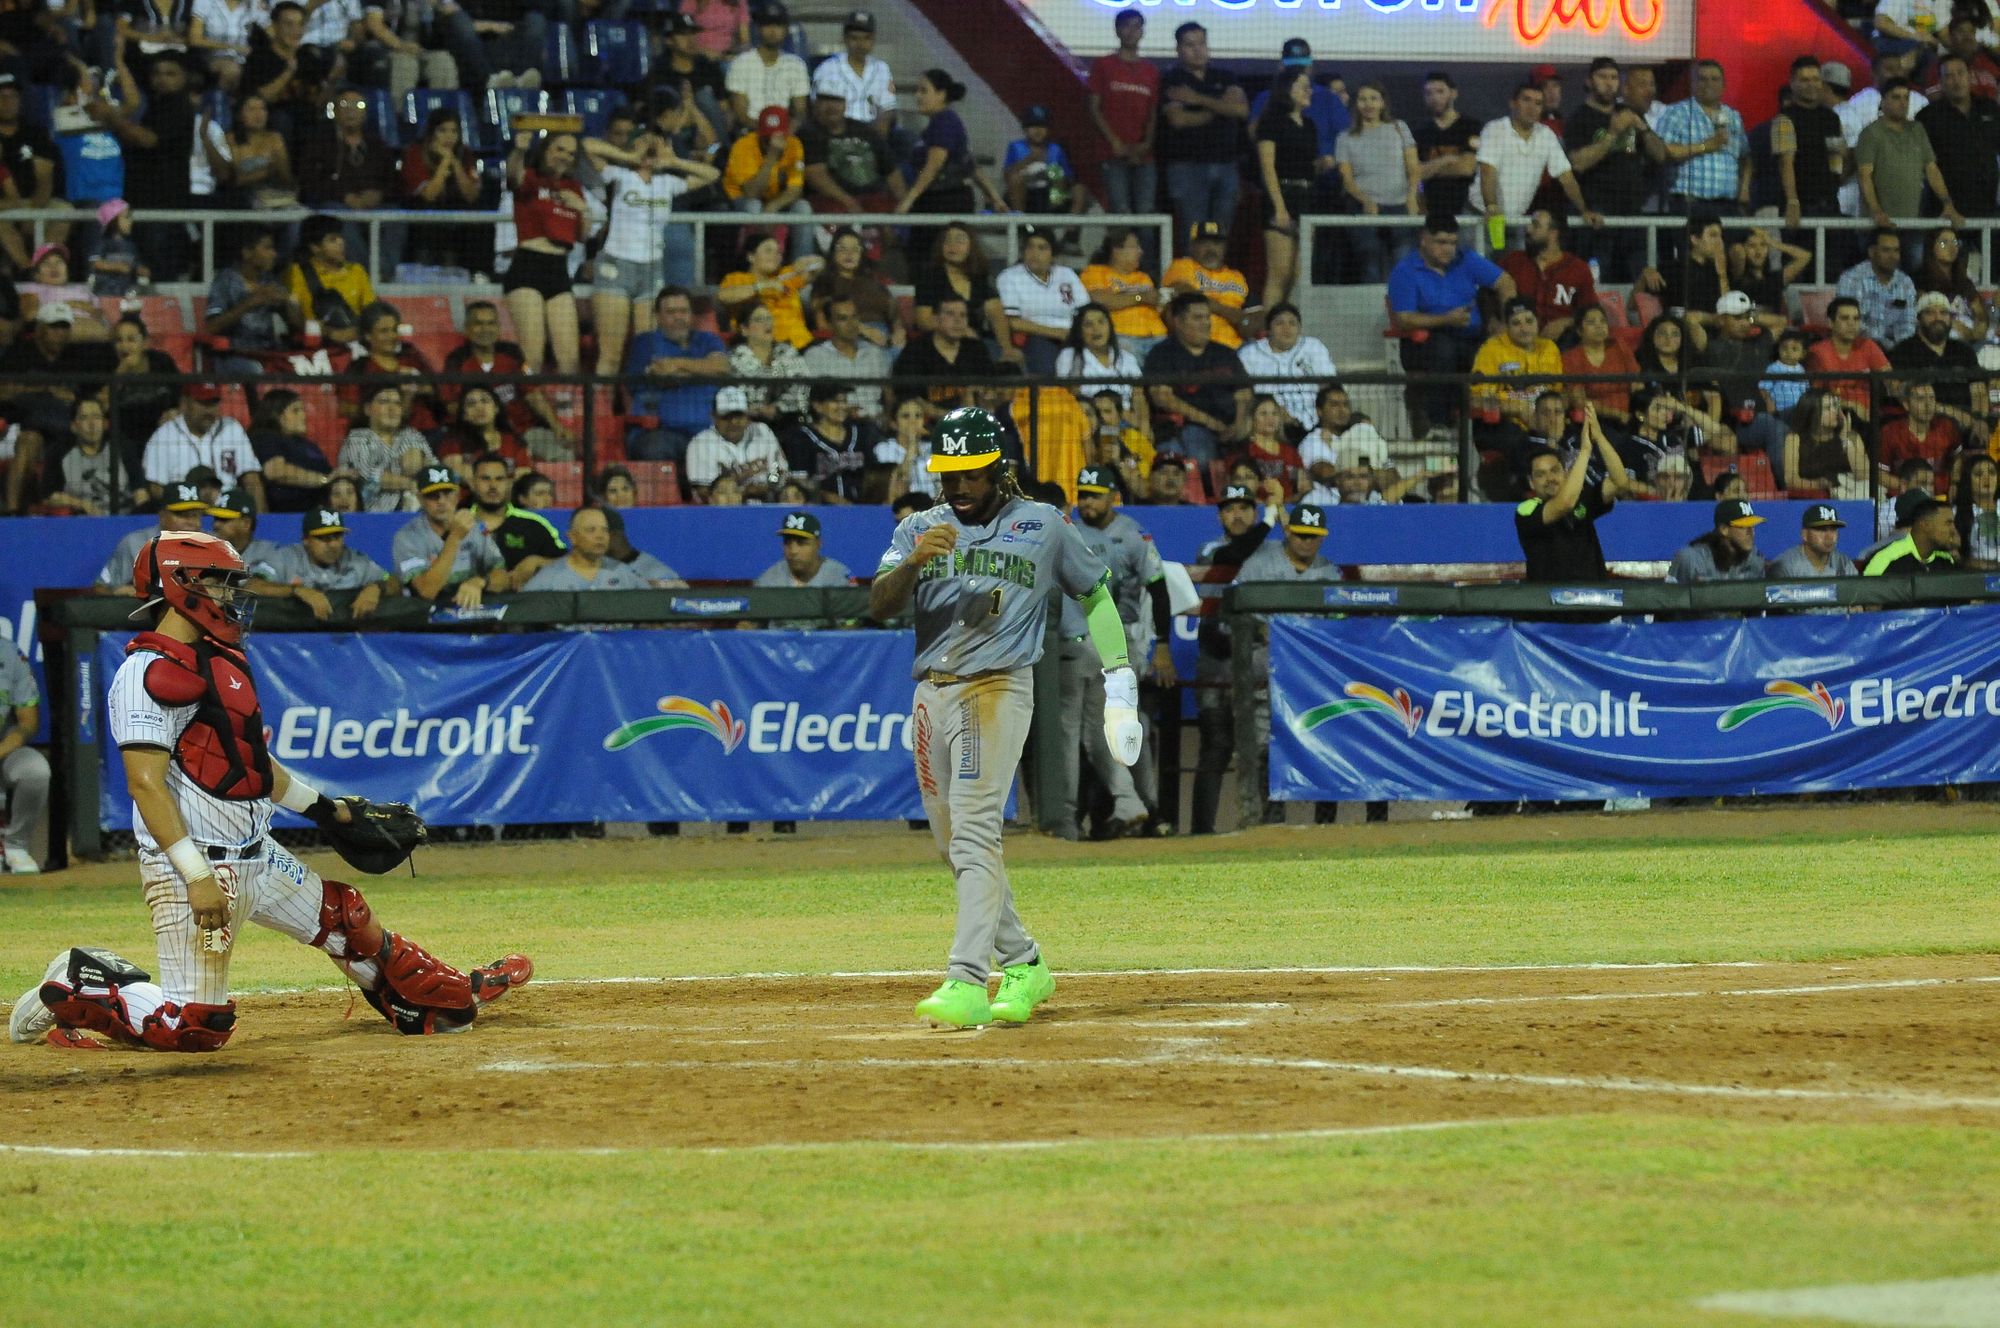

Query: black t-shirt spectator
left=299, top=129, right=397, bottom=208
left=1890, top=333, right=1981, bottom=412
left=1655, top=260, right=1722, bottom=320
left=912, top=265, right=999, bottom=339
left=1255, top=111, right=1318, bottom=182
left=126, top=93, right=194, bottom=207
left=1918, top=97, right=2000, bottom=219
left=650, top=56, right=727, bottom=112
left=781, top=419, right=876, bottom=501
left=1414, top=115, right=1480, bottom=216
left=251, top=427, right=333, bottom=511
left=1157, top=66, right=1241, bottom=163
left=0, top=334, right=112, bottom=386
left=1143, top=336, right=1244, bottom=429
left=1563, top=102, right=1648, bottom=214
left=1516, top=485, right=1613, bottom=581
left=892, top=334, right=994, bottom=411
left=491, top=511, right=564, bottom=570
left=107, top=347, right=183, bottom=456
left=800, top=120, right=895, bottom=195
left=1784, top=103, right=1842, bottom=210
left=1697, top=329, right=1775, bottom=418
left=0, top=120, right=60, bottom=199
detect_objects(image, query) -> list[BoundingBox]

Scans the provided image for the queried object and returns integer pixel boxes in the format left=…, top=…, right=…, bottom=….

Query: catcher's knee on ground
left=39, top=947, right=237, bottom=1052
left=313, top=878, right=479, bottom=1035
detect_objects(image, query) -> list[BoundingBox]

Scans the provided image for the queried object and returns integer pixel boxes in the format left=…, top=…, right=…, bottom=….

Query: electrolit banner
left=1269, top=606, right=2000, bottom=802
left=94, top=630, right=931, bottom=827
left=1028, top=0, right=1693, bottom=62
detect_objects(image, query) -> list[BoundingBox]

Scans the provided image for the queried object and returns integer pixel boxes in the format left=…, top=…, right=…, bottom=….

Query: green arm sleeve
left=1081, top=579, right=1130, bottom=670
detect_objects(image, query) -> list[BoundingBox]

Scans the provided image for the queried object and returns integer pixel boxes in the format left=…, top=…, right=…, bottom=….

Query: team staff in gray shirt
left=93, top=485, right=209, bottom=593
left=0, top=643, right=47, bottom=874
left=753, top=510, right=853, bottom=587
left=523, top=508, right=651, bottom=591
left=1769, top=503, right=1859, bottom=578
left=255, top=508, right=399, bottom=620
left=392, top=466, right=508, bottom=607
left=1237, top=503, right=1339, bottom=828
left=1666, top=498, right=1768, bottom=583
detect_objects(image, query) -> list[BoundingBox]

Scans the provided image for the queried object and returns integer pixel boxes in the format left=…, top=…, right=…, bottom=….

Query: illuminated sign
left=1022, top=0, right=1693, bottom=62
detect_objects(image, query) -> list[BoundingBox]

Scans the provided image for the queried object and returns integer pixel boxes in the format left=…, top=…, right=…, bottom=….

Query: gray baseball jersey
left=1769, top=545, right=1859, bottom=578
left=753, top=556, right=852, bottom=588
left=0, top=646, right=37, bottom=738
left=878, top=497, right=1108, bottom=679
left=1238, top=540, right=1338, bottom=584
left=263, top=543, right=393, bottom=591
left=1060, top=511, right=1164, bottom=636
left=522, top=557, right=650, bottom=591
left=237, top=538, right=283, bottom=580
left=391, top=515, right=505, bottom=589
left=98, top=526, right=156, bottom=588
left=626, top=551, right=683, bottom=584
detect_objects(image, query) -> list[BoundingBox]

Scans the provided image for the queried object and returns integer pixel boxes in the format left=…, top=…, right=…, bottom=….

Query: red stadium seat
left=296, top=384, right=345, bottom=461
left=1594, top=288, right=1629, bottom=328
left=1611, top=325, right=1644, bottom=353
left=1797, top=287, right=1834, bottom=333
left=542, top=461, right=584, bottom=506
left=1631, top=290, right=1664, bottom=329
left=396, top=295, right=456, bottom=337
left=218, top=385, right=251, bottom=427
left=629, top=461, right=681, bottom=505
left=1702, top=450, right=1780, bottom=500
left=101, top=295, right=187, bottom=334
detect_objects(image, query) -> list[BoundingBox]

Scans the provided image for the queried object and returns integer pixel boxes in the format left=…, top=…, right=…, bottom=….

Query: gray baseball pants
left=1058, top=640, right=1147, bottom=830
left=913, top=668, right=1040, bottom=988
left=2, top=746, right=49, bottom=855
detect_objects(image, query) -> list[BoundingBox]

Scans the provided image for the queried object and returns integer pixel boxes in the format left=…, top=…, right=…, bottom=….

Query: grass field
left=2, top=803, right=1998, bottom=1327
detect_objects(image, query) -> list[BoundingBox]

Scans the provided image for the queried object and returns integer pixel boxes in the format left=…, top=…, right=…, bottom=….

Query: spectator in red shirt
left=1086, top=8, right=1159, bottom=227
left=1562, top=304, right=1640, bottom=427
left=1804, top=296, right=1892, bottom=419
left=1228, top=395, right=1307, bottom=497
left=504, top=130, right=587, bottom=380
left=1496, top=209, right=1596, bottom=347
left=440, top=299, right=572, bottom=458
left=1879, top=381, right=1961, bottom=479
left=340, top=300, right=441, bottom=431
left=435, top=385, right=531, bottom=477
left=399, top=108, right=482, bottom=270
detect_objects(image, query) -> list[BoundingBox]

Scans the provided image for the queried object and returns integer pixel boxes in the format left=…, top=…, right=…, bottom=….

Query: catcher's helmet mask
left=131, top=532, right=258, bottom=643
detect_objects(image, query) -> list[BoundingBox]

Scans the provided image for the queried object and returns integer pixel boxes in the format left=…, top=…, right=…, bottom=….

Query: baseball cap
left=303, top=507, right=347, bottom=538
left=1530, top=63, right=1560, bottom=83
left=30, top=242, right=66, bottom=269
left=1280, top=37, right=1312, bottom=66
left=208, top=488, right=254, bottom=519
left=1820, top=61, right=1853, bottom=90
left=842, top=8, right=874, bottom=32
left=757, top=105, right=790, bottom=137
left=0, top=72, right=18, bottom=90
left=1896, top=490, right=1950, bottom=525
left=1715, top=498, right=1765, bottom=528
left=1075, top=466, right=1116, bottom=494
left=185, top=382, right=223, bottom=403
left=1286, top=503, right=1328, bottom=537
left=34, top=302, right=73, bottom=325
left=1188, top=220, right=1225, bottom=244
left=778, top=509, right=821, bottom=539
left=161, top=482, right=207, bottom=513
left=1219, top=483, right=1256, bottom=508
left=714, top=386, right=750, bottom=415
left=751, top=0, right=789, bottom=23
left=1022, top=103, right=1051, bottom=128
left=1715, top=290, right=1755, bottom=317
left=1802, top=502, right=1846, bottom=529
left=418, top=464, right=460, bottom=495
left=1915, top=290, right=1953, bottom=314
left=667, top=11, right=698, bottom=34
left=96, top=198, right=129, bottom=227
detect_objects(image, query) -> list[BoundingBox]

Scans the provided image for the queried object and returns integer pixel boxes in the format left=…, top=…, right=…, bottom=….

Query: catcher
left=9, top=532, right=531, bottom=1052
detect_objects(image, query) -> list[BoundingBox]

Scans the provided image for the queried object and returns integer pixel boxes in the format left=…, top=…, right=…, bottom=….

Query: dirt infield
left=4, top=953, right=1997, bottom=1154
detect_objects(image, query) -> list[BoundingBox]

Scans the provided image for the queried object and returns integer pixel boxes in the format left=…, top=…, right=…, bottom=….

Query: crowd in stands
left=0, top=0, right=1999, bottom=582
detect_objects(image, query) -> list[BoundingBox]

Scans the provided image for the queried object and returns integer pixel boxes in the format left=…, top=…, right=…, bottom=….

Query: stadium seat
left=629, top=461, right=681, bottom=505
left=396, top=295, right=457, bottom=337
left=1631, top=290, right=1664, bottom=329
left=542, top=461, right=585, bottom=506
left=404, top=89, right=476, bottom=144
left=1797, top=287, right=1834, bottom=332
left=584, top=22, right=650, bottom=89
left=1180, top=463, right=1207, bottom=504
left=562, top=88, right=627, bottom=141
left=1701, top=450, right=1780, bottom=500
left=218, top=385, right=252, bottom=428
left=482, top=88, right=550, bottom=144
left=1611, top=325, right=1644, bottom=353
left=543, top=23, right=583, bottom=86
left=158, top=333, right=195, bottom=371
left=202, top=88, right=232, bottom=130
left=1595, top=288, right=1629, bottom=328
left=101, top=296, right=188, bottom=334
left=297, top=384, right=345, bottom=461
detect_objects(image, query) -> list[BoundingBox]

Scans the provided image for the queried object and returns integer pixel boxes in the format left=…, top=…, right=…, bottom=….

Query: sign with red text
left=1029, top=0, right=1693, bottom=63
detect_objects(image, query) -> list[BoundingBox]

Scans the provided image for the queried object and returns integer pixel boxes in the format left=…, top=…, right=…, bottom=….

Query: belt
left=205, top=839, right=262, bottom=862
left=924, top=668, right=1004, bottom=686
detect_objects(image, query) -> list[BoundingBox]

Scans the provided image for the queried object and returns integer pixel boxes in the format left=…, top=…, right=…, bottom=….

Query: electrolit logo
left=603, top=696, right=746, bottom=753
left=1716, top=681, right=1845, bottom=733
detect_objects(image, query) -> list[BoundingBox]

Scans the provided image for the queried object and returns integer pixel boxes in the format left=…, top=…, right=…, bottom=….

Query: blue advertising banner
left=94, top=629, right=930, bottom=827
left=1270, top=606, right=2000, bottom=802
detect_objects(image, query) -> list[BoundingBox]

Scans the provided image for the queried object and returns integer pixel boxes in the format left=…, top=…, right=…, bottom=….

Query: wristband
left=276, top=775, right=323, bottom=813
left=165, top=836, right=213, bottom=886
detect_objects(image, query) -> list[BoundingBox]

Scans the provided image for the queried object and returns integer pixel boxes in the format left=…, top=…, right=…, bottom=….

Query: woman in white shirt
left=995, top=225, right=1087, bottom=376
left=1055, top=302, right=1149, bottom=437
left=1236, top=302, right=1337, bottom=432
left=583, top=132, right=719, bottom=377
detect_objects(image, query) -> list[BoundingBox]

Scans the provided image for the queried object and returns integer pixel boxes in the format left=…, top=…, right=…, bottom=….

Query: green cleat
left=990, top=958, right=1055, bottom=1024
left=915, top=979, right=993, bottom=1028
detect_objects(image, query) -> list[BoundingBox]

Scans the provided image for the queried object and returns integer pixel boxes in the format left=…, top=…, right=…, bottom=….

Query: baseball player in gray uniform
left=1237, top=504, right=1337, bottom=827
left=392, top=466, right=509, bottom=607
left=753, top=511, right=853, bottom=587
left=868, top=407, right=1139, bottom=1029
left=522, top=508, right=651, bottom=591
left=255, top=508, right=400, bottom=620
left=93, top=484, right=209, bottom=594
left=0, top=642, right=48, bottom=873
left=207, top=488, right=284, bottom=579
left=1055, top=466, right=1174, bottom=838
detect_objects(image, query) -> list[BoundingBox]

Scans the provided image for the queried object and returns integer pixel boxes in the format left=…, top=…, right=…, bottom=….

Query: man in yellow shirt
left=1472, top=296, right=1565, bottom=498
left=724, top=105, right=811, bottom=259
left=1162, top=221, right=1255, bottom=349
left=285, top=214, right=376, bottom=338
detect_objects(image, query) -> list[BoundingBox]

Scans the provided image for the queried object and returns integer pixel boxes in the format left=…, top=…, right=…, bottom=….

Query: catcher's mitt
left=308, top=796, right=428, bottom=874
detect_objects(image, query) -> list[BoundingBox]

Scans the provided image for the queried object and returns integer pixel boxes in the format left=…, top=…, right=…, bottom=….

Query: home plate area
left=4, top=956, right=2000, bottom=1154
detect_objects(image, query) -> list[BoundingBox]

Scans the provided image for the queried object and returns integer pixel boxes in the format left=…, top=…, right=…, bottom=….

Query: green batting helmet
left=927, top=405, right=1004, bottom=473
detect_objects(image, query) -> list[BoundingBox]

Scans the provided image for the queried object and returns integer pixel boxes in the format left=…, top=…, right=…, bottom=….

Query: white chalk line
left=0, top=1116, right=1537, bottom=1161
left=1381, top=975, right=2000, bottom=1011
left=475, top=1051, right=2000, bottom=1112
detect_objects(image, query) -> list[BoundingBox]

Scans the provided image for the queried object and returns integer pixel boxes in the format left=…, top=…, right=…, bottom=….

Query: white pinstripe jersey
left=107, top=647, right=271, bottom=852
left=140, top=416, right=259, bottom=488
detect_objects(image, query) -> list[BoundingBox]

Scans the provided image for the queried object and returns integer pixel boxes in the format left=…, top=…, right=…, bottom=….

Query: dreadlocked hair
left=994, top=460, right=1027, bottom=503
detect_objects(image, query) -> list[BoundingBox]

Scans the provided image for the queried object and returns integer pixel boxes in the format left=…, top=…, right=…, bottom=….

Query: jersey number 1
left=987, top=587, right=1003, bottom=617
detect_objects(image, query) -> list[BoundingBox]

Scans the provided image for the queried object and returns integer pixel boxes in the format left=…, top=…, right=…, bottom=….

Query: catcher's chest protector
left=128, top=631, right=274, bottom=801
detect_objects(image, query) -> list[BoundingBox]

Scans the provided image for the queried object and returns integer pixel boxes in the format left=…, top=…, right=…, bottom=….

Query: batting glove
left=1102, top=666, right=1143, bottom=766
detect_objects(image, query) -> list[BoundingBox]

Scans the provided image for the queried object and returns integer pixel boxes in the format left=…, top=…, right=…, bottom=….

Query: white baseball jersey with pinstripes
left=140, top=415, right=258, bottom=488
left=107, top=647, right=272, bottom=852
